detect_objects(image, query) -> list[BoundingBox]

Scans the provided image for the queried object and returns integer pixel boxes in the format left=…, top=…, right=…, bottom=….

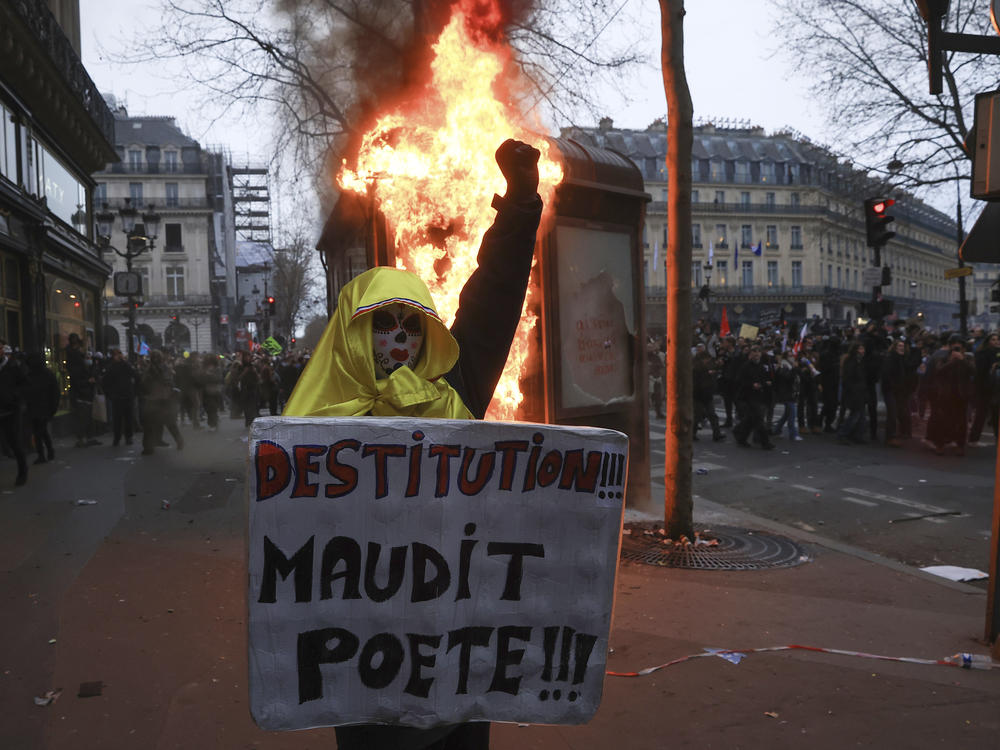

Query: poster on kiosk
left=247, top=416, right=628, bottom=730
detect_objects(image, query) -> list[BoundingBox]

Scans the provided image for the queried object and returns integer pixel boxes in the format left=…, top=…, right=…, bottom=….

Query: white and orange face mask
left=372, top=303, right=425, bottom=378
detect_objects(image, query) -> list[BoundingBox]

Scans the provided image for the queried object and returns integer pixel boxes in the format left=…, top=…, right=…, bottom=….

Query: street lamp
left=909, top=280, right=918, bottom=318
left=95, top=198, right=161, bottom=363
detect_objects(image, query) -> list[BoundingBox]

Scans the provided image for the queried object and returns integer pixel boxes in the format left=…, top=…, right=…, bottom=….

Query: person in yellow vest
left=282, top=139, right=542, bottom=749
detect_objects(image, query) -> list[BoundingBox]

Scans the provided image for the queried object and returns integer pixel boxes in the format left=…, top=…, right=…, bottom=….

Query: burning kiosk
left=317, top=135, right=652, bottom=508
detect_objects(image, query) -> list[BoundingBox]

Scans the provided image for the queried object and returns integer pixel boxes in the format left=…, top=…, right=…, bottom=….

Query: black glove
left=495, top=138, right=540, bottom=203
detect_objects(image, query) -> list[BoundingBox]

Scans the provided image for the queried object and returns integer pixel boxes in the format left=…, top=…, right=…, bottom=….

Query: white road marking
left=792, top=484, right=822, bottom=494
left=749, top=474, right=775, bottom=481
left=842, top=488, right=953, bottom=515
left=694, top=462, right=726, bottom=472
left=841, top=495, right=877, bottom=507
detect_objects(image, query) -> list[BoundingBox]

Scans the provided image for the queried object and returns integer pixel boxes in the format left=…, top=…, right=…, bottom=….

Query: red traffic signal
left=864, top=197, right=896, bottom=248
left=266, top=296, right=276, bottom=315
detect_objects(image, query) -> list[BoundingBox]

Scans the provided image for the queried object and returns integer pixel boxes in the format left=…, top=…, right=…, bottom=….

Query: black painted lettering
left=363, top=542, right=407, bottom=602
left=259, top=535, right=314, bottom=603
left=456, top=523, right=477, bottom=601
left=405, top=633, right=442, bottom=698
left=297, top=627, right=359, bottom=703
left=446, top=626, right=494, bottom=695
left=489, top=625, right=531, bottom=695
left=320, top=536, right=362, bottom=600
left=486, top=542, right=545, bottom=601
left=358, top=633, right=405, bottom=689
left=411, top=542, right=451, bottom=602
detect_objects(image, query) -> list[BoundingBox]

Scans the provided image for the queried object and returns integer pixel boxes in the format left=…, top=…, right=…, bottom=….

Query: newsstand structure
left=317, top=136, right=653, bottom=508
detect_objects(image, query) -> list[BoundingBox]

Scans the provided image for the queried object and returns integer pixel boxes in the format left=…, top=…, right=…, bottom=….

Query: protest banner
left=738, top=323, right=759, bottom=340
left=247, top=416, right=628, bottom=731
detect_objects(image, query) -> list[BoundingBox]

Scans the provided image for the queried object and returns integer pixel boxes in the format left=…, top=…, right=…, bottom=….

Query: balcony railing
left=97, top=197, right=211, bottom=210
left=131, top=294, right=214, bottom=307
left=644, top=284, right=875, bottom=301
left=104, top=162, right=207, bottom=176
left=10, top=0, right=115, bottom=145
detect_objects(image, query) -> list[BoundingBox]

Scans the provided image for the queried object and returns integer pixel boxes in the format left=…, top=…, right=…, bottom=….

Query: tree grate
left=620, top=525, right=810, bottom=570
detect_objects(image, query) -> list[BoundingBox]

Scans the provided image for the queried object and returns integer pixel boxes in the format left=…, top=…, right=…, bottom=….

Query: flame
left=338, top=0, right=562, bottom=420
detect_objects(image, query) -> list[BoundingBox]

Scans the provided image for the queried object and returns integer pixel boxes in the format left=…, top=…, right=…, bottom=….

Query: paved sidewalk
left=1, top=419, right=997, bottom=749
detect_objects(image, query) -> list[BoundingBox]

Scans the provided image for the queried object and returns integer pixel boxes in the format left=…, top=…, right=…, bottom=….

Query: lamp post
left=95, top=198, right=161, bottom=364
left=909, top=281, right=918, bottom=318
left=702, top=260, right=713, bottom=319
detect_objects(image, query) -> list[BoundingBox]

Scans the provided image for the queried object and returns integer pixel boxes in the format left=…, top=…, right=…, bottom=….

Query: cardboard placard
left=737, top=324, right=758, bottom=340
left=247, top=416, right=628, bottom=731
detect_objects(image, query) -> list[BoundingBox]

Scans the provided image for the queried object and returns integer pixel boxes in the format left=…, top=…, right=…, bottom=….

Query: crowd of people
left=0, top=335, right=310, bottom=486
left=648, top=318, right=1000, bottom=455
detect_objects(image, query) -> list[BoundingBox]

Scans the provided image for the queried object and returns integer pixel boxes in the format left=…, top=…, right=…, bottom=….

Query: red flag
left=720, top=306, right=731, bottom=337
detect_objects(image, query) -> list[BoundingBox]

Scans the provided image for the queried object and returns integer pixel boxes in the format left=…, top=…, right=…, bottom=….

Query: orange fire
left=338, top=0, right=562, bottom=420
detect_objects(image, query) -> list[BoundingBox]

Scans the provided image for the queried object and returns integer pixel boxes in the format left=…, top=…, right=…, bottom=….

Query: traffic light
left=267, top=295, right=276, bottom=315
left=881, top=266, right=892, bottom=286
left=864, top=197, right=896, bottom=248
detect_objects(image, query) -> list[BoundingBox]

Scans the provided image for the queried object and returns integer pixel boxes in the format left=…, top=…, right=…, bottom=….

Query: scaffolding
left=230, top=164, right=272, bottom=243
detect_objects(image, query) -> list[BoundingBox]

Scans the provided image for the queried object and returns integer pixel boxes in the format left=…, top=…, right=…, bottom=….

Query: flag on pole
left=708, top=240, right=714, bottom=265
left=751, top=241, right=763, bottom=256
left=792, top=321, right=809, bottom=355
left=720, top=306, right=731, bottom=337
left=653, top=240, right=659, bottom=269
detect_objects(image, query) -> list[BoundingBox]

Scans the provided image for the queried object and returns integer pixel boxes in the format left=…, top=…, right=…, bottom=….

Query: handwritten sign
left=738, top=324, right=759, bottom=340
left=247, top=416, right=628, bottom=731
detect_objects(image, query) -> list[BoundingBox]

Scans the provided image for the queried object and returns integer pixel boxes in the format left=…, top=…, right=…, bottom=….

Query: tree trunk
left=658, top=0, right=694, bottom=539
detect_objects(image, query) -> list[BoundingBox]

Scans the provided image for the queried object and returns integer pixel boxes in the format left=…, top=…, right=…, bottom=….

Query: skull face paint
left=372, top=303, right=425, bottom=378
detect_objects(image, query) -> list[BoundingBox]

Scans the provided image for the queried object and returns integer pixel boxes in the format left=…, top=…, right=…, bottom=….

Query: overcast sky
left=79, top=0, right=824, bottom=159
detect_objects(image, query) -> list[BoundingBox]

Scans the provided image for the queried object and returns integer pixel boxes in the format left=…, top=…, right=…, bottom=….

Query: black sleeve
left=445, top=194, right=543, bottom=419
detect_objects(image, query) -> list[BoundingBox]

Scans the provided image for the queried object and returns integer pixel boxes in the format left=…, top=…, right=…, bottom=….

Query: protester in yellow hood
left=283, top=138, right=544, bottom=425
left=282, top=139, right=543, bottom=750
left=282, top=266, right=473, bottom=419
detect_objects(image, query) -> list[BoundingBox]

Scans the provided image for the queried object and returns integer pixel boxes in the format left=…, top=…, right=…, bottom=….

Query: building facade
left=0, top=0, right=117, bottom=380
left=95, top=105, right=225, bottom=353
left=565, top=120, right=962, bottom=334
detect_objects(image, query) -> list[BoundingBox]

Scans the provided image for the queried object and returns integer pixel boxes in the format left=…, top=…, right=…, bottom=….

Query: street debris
left=767, top=475, right=779, bottom=480
left=704, top=648, right=745, bottom=664
left=33, top=689, right=62, bottom=706
left=161, top=500, right=171, bottom=510
left=73, top=499, right=98, bottom=506
left=764, top=711, right=779, bottom=719
left=47, top=638, right=56, bottom=644
left=919, top=565, right=988, bottom=582
left=695, top=468, right=709, bottom=475
left=77, top=681, right=103, bottom=698
left=889, top=510, right=961, bottom=524
left=606, top=643, right=1000, bottom=678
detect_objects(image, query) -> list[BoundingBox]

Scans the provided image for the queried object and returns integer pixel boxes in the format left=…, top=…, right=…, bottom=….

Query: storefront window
left=0, top=253, right=22, bottom=350
left=0, top=102, right=16, bottom=183
left=39, top=143, right=87, bottom=232
left=45, top=273, right=95, bottom=408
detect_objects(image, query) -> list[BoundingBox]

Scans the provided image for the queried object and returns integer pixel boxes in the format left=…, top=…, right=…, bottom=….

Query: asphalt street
left=647, top=412, right=997, bottom=577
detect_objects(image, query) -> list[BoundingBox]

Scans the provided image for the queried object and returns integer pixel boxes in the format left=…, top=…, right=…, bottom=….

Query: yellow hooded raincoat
left=282, top=267, right=473, bottom=420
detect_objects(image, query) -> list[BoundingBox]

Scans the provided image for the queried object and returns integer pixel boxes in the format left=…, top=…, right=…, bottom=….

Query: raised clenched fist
left=495, top=139, right=540, bottom=203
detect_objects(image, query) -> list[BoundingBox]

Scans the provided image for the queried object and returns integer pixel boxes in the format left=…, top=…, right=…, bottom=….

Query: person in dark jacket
left=199, top=354, right=225, bottom=430
left=282, top=138, right=542, bottom=750
left=733, top=346, right=774, bottom=449
left=66, top=333, right=100, bottom=447
left=23, top=352, right=59, bottom=464
left=881, top=338, right=910, bottom=447
left=926, top=340, right=975, bottom=455
left=818, top=335, right=841, bottom=431
left=772, top=353, right=802, bottom=440
left=140, top=350, right=183, bottom=455
left=692, top=350, right=724, bottom=441
left=837, top=341, right=868, bottom=444
left=102, top=348, right=138, bottom=446
left=968, top=332, right=1000, bottom=445
left=233, top=351, right=260, bottom=427
left=0, top=344, right=28, bottom=485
